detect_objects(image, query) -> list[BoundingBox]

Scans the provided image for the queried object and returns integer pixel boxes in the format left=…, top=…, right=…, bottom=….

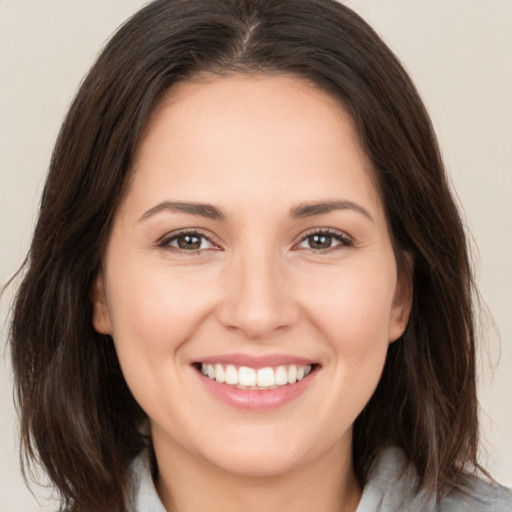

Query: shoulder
left=440, top=475, right=512, bottom=512
left=360, top=447, right=512, bottom=512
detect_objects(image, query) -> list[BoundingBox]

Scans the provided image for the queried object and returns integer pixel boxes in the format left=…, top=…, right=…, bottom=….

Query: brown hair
left=8, top=0, right=480, bottom=510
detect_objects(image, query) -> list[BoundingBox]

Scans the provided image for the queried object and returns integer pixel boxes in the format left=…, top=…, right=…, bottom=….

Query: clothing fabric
left=127, top=447, right=512, bottom=511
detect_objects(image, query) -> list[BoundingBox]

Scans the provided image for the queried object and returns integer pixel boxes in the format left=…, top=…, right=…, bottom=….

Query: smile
left=193, top=355, right=318, bottom=410
left=199, top=363, right=313, bottom=390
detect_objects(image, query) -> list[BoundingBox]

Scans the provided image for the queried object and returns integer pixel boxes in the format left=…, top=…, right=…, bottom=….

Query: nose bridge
left=217, top=241, right=298, bottom=339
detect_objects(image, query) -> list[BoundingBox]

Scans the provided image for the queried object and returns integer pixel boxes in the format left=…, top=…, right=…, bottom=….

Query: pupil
left=178, top=235, right=201, bottom=250
left=309, top=234, right=331, bottom=249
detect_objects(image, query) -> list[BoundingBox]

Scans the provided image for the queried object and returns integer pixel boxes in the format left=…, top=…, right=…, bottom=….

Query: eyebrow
left=139, top=201, right=225, bottom=221
left=139, top=199, right=373, bottom=223
left=290, top=200, right=373, bottom=222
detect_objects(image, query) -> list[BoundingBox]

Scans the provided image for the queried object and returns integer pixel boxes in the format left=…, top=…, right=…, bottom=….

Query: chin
left=211, top=450, right=305, bottom=478
left=195, top=430, right=320, bottom=478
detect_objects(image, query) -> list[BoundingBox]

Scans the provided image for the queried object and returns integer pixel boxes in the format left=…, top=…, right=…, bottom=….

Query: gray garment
left=128, top=447, right=512, bottom=511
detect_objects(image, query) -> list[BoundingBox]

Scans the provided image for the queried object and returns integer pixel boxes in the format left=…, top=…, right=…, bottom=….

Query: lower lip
left=197, top=369, right=316, bottom=411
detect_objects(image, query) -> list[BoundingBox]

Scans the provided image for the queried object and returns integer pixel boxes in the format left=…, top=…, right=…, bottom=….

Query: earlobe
left=389, top=255, right=413, bottom=343
left=90, top=272, right=112, bottom=334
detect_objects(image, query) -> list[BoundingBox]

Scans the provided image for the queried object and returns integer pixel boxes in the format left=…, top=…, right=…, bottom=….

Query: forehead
left=125, top=73, right=383, bottom=221
left=136, top=73, right=369, bottom=164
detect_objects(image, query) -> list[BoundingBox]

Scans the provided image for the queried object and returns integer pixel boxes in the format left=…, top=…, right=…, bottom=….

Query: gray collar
left=127, top=446, right=512, bottom=512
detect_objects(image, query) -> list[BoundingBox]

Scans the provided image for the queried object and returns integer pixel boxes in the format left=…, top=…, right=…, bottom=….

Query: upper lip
left=193, top=353, right=317, bottom=369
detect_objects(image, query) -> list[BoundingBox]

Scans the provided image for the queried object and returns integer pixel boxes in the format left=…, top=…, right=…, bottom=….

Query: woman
left=6, top=0, right=511, bottom=511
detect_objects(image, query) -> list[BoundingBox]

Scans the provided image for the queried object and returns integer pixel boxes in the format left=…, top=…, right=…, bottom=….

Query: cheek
left=302, top=260, right=396, bottom=346
left=105, top=265, right=217, bottom=371
left=301, top=259, right=395, bottom=399
left=104, top=264, right=221, bottom=423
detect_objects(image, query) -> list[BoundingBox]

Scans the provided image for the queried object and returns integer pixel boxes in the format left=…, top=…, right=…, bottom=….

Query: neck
left=153, top=435, right=361, bottom=512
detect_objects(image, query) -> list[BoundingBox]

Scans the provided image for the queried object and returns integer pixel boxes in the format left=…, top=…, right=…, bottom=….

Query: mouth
left=194, top=362, right=315, bottom=390
left=192, top=354, right=319, bottom=410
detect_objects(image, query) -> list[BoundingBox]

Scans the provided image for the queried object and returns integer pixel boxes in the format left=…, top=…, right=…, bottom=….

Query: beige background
left=1, top=1, right=511, bottom=510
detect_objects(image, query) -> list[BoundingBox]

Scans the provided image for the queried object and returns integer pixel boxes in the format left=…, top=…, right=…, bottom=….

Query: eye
left=158, top=230, right=218, bottom=253
left=295, top=229, right=353, bottom=252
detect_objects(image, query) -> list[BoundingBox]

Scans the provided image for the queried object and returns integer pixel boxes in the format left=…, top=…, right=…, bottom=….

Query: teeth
left=215, top=364, right=225, bottom=383
left=225, top=365, right=238, bottom=385
left=257, top=367, right=275, bottom=387
left=239, top=366, right=256, bottom=387
left=275, top=366, right=288, bottom=386
left=200, top=363, right=313, bottom=389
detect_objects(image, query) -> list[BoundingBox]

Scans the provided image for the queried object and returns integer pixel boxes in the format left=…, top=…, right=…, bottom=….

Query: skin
left=92, top=74, right=412, bottom=512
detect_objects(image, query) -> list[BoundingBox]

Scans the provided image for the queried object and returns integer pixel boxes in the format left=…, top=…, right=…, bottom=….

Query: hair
left=8, top=0, right=480, bottom=510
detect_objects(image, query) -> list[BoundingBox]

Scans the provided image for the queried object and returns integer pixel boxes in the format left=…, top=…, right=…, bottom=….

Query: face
left=92, top=74, right=411, bottom=478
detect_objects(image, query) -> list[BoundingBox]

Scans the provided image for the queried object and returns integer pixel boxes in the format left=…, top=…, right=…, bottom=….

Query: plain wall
left=1, top=1, right=511, bottom=510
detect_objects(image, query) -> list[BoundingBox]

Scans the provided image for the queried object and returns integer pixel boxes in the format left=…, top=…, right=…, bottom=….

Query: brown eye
left=176, top=234, right=202, bottom=250
left=307, top=234, right=333, bottom=250
left=159, top=231, right=216, bottom=252
left=296, top=230, right=352, bottom=252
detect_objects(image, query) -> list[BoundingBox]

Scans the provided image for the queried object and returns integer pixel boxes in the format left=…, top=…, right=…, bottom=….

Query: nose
left=216, top=249, right=300, bottom=340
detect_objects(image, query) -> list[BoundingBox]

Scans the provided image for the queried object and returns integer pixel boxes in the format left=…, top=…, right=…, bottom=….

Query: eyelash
left=157, top=228, right=354, bottom=255
left=157, top=229, right=218, bottom=255
left=294, top=228, right=354, bottom=253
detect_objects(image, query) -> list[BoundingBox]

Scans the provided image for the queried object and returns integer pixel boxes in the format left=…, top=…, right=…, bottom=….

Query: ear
left=388, top=254, right=413, bottom=343
left=90, top=271, right=112, bottom=334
